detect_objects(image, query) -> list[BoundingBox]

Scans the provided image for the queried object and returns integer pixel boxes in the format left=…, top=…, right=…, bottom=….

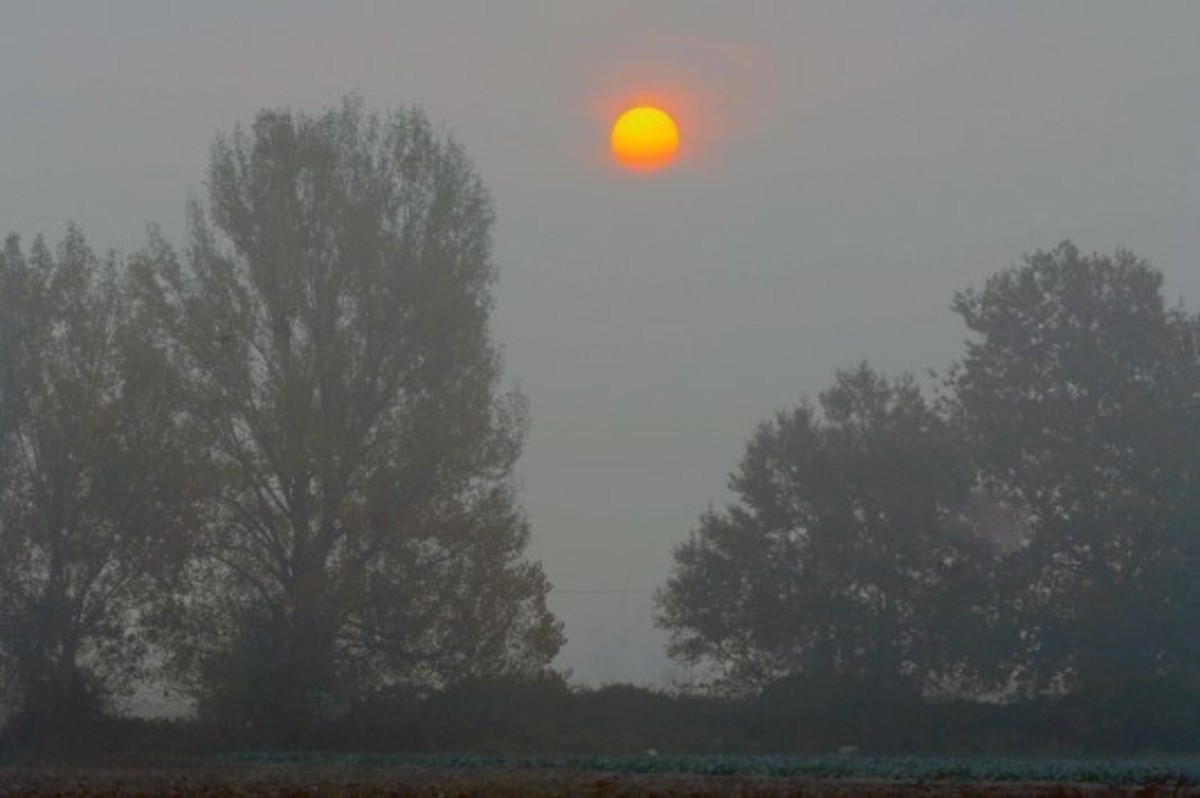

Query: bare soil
left=1, top=764, right=1198, bottom=797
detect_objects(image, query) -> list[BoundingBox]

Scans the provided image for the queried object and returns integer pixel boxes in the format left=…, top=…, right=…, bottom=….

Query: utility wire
left=551, top=588, right=653, bottom=595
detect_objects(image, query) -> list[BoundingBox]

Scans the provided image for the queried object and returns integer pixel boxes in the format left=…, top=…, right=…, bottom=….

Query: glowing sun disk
left=611, top=106, right=680, bottom=170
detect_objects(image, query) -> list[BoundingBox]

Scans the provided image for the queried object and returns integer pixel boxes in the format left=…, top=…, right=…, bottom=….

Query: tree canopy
left=127, top=97, right=562, bottom=733
left=660, top=242, right=1200, bottom=703
left=0, top=227, right=198, bottom=742
left=658, top=363, right=977, bottom=694
left=950, top=242, right=1200, bottom=695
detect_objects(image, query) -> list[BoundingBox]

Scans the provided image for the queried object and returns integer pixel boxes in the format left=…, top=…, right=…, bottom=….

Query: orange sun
left=611, top=106, right=680, bottom=171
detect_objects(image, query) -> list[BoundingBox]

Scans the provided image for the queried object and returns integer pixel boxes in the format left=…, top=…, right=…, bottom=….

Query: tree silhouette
left=0, top=228, right=198, bottom=743
left=131, top=97, right=562, bottom=736
left=658, top=363, right=976, bottom=695
left=950, top=242, right=1200, bottom=695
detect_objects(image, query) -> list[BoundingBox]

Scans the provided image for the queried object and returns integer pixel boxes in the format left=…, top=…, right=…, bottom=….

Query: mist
left=2, top=1, right=1200, bottom=777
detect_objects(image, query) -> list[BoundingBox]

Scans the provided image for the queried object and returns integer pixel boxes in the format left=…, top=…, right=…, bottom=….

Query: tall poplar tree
left=132, top=97, right=561, bottom=734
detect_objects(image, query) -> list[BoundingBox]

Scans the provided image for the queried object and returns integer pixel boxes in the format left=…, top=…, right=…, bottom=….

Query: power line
left=549, top=585, right=652, bottom=590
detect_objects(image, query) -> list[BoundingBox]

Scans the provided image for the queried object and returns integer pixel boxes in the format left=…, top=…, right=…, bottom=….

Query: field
left=3, top=754, right=1200, bottom=796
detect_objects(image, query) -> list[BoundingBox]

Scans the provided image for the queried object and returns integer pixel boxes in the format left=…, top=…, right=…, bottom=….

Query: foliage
left=0, top=228, right=199, bottom=745
left=660, top=241, right=1200, bottom=716
left=749, top=671, right=930, bottom=751
left=129, top=96, right=562, bottom=737
left=657, top=363, right=978, bottom=694
left=410, top=674, right=575, bottom=752
left=4, top=669, right=1200, bottom=757
left=950, top=242, right=1200, bottom=695
left=320, top=677, right=737, bottom=755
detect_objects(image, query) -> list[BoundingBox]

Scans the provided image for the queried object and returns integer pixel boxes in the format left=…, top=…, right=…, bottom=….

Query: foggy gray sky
left=2, top=1, right=1198, bottom=686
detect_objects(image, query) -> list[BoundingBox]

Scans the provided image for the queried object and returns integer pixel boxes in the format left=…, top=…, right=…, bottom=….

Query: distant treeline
left=5, top=673, right=1200, bottom=757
